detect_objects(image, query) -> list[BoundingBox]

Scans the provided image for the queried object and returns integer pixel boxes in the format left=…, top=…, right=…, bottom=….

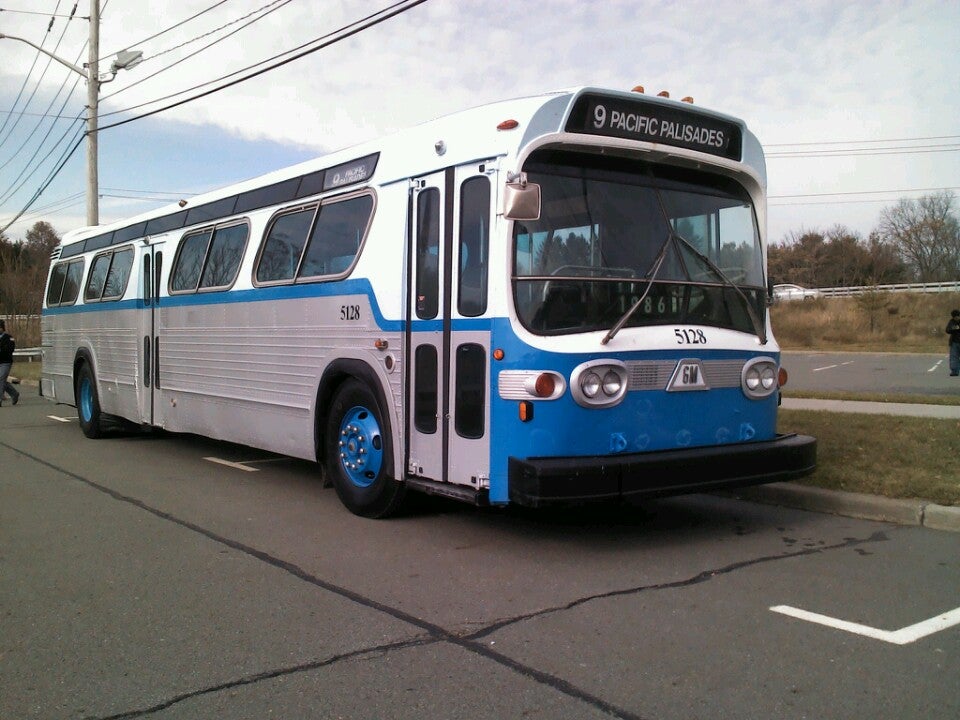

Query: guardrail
left=817, top=281, right=960, bottom=297
left=12, top=347, right=42, bottom=362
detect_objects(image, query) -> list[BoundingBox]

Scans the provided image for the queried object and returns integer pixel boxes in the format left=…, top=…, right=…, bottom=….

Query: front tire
left=76, top=363, right=103, bottom=439
left=324, top=379, right=405, bottom=518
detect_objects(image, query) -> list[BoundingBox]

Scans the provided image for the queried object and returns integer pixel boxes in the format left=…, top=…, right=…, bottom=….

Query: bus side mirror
left=503, top=177, right=541, bottom=221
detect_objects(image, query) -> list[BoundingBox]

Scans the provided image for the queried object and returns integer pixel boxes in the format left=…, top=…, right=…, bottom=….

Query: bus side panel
left=82, top=304, right=142, bottom=422
left=40, top=309, right=78, bottom=404
left=153, top=286, right=403, bottom=464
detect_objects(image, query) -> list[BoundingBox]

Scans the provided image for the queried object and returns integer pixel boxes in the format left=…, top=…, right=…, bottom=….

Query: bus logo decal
left=667, top=359, right=709, bottom=392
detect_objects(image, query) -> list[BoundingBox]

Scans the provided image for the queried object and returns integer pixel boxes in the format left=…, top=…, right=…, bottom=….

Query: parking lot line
left=770, top=604, right=960, bottom=645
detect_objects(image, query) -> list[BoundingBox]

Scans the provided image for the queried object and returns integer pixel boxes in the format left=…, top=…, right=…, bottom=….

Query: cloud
left=1, top=0, right=957, bottom=240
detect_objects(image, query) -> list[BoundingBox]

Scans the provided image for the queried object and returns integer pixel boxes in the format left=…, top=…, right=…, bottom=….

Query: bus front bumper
left=507, top=433, right=817, bottom=507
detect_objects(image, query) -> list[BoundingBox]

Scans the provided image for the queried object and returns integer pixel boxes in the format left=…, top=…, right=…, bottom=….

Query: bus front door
left=407, top=163, right=493, bottom=495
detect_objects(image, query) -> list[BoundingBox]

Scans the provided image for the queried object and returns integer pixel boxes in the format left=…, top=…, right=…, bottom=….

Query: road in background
left=2, top=395, right=958, bottom=719
left=781, top=351, right=958, bottom=397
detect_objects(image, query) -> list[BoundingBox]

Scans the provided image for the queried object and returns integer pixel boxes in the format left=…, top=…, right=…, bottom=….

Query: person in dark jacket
left=0, top=319, right=20, bottom=406
left=947, top=309, right=960, bottom=377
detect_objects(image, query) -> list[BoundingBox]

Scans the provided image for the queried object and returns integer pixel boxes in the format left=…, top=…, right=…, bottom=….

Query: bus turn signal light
left=779, top=367, right=788, bottom=387
left=519, top=401, right=534, bottom=422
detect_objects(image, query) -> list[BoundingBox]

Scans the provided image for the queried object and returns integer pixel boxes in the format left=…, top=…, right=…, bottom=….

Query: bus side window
left=60, top=259, right=85, bottom=305
left=416, top=188, right=440, bottom=319
left=103, top=247, right=135, bottom=299
left=171, top=230, right=212, bottom=293
left=199, top=223, right=248, bottom=290
left=298, top=194, right=374, bottom=279
left=458, top=177, right=490, bottom=317
left=85, top=254, right=112, bottom=301
left=256, top=207, right=315, bottom=284
left=46, top=262, right=68, bottom=306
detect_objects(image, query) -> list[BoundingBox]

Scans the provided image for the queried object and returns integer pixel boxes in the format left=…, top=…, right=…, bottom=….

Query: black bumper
left=508, top=433, right=817, bottom=507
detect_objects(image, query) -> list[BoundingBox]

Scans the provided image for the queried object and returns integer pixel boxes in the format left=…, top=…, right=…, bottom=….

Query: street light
left=0, top=1, right=141, bottom=226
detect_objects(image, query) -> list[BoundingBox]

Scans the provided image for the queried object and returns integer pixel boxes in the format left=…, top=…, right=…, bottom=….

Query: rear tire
left=324, top=379, right=405, bottom=518
left=76, top=363, right=103, bottom=439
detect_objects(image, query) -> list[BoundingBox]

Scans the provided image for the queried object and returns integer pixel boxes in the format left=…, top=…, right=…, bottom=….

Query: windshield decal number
left=674, top=328, right=707, bottom=345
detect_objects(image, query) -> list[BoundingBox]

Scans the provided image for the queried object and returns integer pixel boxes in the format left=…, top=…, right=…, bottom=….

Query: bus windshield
left=512, top=151, right=766, bottom=337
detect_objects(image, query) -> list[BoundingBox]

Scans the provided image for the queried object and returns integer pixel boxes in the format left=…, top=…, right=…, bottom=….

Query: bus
left=41, top=85, right=816, bottom=517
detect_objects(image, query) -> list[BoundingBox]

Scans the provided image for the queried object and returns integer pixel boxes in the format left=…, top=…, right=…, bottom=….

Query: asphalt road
left=2, top=393, right=959, bottom=720
left=781, top=350, right=959, bottom=396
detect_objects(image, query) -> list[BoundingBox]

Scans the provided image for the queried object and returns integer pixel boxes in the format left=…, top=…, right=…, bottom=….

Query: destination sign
left=565, top=94, right=742, bottom=161
left=323, top=153, right=379, bottom=191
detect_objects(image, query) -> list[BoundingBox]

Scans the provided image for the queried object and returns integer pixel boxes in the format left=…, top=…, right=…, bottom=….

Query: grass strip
left=779, top=409, right=960, bottom=506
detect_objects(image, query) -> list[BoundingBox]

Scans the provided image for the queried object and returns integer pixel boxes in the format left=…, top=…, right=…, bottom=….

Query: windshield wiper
left=673, top=232, right=768, bottom=345
left=600, top=241, right=669, bottom=345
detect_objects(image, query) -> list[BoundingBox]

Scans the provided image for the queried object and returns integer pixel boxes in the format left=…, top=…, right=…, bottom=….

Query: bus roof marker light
left=497, top=119, right=519, bottom=131
left=657, top=90, right=670, bottom=98
left=631, top=85, right=645, bottom=93
left=681, top=96, right=694, bottom=104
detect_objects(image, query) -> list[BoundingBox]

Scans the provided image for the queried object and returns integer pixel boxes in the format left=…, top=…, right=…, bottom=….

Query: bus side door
left=407, top=163, right=494, bottom=491
left=138, top=240, right=163, bottom=426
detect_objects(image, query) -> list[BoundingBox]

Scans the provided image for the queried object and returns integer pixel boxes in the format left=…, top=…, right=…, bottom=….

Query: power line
left=765, top=134, right=960, bottom=148
left=99, top=0, right=229, bottom=61
left=98, top=0, right=427, bottom=125
left=768, top=145, right=960, bottom=159
left=0, top=6, right=87, bottom=18
left=98, top=0, right=294, bottom=104
left=0, top=133, right=84, bottom=234
left=1, top=0, right=429, bottom=233
left=770, top=186, right=960, bottom=200
left=131, top=0, right=288, bottom=65
left=100, top=0, right=427, bottom=131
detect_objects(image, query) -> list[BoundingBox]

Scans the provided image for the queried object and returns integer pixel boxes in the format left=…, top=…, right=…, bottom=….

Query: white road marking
left=771, top=604, right=960, bottom=645
left=928, top=360, right=943, bottom=373
left=812, top=360, right=855, bottom=373
left=204, top=457, right=259, bottom=472
left=48, top=415, right=76, bottom=423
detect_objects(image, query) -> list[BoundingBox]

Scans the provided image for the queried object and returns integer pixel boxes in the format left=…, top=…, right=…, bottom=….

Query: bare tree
left=878, top=191, right=960, bottom=282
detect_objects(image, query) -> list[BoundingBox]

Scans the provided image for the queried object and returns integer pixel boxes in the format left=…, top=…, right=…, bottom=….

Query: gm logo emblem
left=667, top=359, right=709, bottom=392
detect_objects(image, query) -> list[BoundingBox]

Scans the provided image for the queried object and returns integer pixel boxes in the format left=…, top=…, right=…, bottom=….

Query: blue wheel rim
left=79, top=376, right=94, bottom=423
left=337, top=405, right=383, bottom=488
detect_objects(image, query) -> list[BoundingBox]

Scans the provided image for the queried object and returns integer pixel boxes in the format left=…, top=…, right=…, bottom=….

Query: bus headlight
left=741, top=357, right=778, bottom=399
left=571, top=360, right=628, bottom=408
left=581, top=371, right=602, bottom=398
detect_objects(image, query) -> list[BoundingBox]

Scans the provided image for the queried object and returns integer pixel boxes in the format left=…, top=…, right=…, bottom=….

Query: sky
left=0, top=0, right=958, bottom=245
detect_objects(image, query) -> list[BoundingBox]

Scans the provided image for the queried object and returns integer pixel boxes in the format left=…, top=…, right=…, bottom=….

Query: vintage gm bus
left=41, top=86, right=816, bottom=517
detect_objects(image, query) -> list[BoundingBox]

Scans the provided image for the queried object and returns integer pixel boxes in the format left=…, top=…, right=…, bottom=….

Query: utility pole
left=86, top=0, right=100, bottom=226
left=0, top=0, right=141, bottom=227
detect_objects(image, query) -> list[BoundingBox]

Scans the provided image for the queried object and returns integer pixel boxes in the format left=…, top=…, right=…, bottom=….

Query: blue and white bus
left=41, top=86, right=816, bottom=517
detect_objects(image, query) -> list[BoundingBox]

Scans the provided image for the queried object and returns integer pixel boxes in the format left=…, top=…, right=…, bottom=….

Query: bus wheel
left=325, top=379, right=405, bottom=518
left=76, top=364, right=103, bottom=439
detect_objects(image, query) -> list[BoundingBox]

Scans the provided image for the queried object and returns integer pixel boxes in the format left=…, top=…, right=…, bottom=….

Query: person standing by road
left=947, top=309, right=960, bottom=377
left=0, top=319, right=21, bottom=406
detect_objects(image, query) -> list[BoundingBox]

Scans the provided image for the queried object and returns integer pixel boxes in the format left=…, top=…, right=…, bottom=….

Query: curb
left=732, top=482, right=960, bottom=534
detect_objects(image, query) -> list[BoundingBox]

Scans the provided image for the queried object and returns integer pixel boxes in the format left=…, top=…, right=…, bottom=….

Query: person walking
left=947, top=309, right=960, bottom=377
left=0, top=319, right=20, bottom=406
